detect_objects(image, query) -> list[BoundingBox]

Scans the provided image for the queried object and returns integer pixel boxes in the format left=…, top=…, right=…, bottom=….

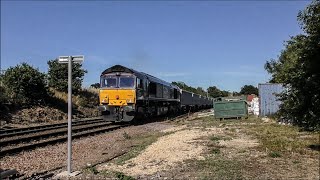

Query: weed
left=230, top=128, right=237, bottom=132
left=269, top=151, right=281, bottom=158
left=245, top=120, right=319, bottom=156
left=292, top=160, right=300, bottom=164
left=238, top=149, right=246, bottom=153
left=193, top=156, right=243, bottom=179
left=211, top=148, right=221, bottom=154
left=115, top=172, right=135, bottom=180
left=90, top=169, right=135, bottom=180
left=209, top=135, right=232, bottom=142
left=85, top=166, right=99, bottom=174
left=123, top=132, right=131, bottom=139
left=114, top=133, right=161, bottom=165
left=210, top=136, right=222, bottom=141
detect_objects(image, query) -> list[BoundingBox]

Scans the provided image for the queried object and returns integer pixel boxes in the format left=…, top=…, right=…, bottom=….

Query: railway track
left=0, top=111, right=205, bottom=157
left=0, top=118, right=127, bottom=157
left=0, top=117, right=103, bottom=136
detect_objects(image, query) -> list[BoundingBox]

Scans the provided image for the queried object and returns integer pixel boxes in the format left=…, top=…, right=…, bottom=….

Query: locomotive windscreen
left=119, top=76, right=135, bottom=88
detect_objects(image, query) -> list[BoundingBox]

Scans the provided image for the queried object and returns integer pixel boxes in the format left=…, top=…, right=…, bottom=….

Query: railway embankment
left=0, top=88, right=99, bottom=129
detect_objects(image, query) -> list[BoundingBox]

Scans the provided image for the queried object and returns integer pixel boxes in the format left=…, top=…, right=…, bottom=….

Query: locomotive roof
left=101, top=65, right=180, bottom=89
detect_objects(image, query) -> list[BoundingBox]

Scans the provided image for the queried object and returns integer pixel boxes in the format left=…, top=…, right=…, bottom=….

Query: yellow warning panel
left=99, top=89, right=136, bottom=106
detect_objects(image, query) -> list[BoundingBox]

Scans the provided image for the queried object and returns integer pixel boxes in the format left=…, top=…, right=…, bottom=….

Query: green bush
left=2, top=63, right=49, bottom=106
left=0, top=84, right=7, bottom=104
left=47, top=59, right=87, bottom=94
left=265, top=1, right=320, bottom=130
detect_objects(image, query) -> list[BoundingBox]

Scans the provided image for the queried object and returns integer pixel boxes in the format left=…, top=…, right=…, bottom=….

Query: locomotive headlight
left=126, top=99, right=132, bottom=103
left=102, top=95, right=108, bottom=103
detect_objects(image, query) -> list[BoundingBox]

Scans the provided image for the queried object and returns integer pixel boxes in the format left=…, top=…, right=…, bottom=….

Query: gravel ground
left=0, top=121, right=174, bottom=178
left=100, top=128, right=217, bottom=177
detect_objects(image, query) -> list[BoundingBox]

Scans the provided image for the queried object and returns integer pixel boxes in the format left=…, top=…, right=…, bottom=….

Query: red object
left=116, top=95, right=119, bottom=100
left=247, top=94, right=255, bottom=102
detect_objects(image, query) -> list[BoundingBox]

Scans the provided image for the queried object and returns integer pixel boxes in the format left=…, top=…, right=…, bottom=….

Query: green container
left=214, top=100, right=248, bottom=119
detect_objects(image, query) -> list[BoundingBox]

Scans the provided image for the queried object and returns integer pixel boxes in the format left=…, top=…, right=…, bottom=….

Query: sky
left=1, top=0, right=310, bottom=92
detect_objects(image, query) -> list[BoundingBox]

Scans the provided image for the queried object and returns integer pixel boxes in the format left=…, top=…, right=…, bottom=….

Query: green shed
left=214, top=100, right=248, bottom=119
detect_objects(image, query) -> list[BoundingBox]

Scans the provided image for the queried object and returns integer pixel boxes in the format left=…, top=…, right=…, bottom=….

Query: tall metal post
left=67, top=56, right=72, bottom=174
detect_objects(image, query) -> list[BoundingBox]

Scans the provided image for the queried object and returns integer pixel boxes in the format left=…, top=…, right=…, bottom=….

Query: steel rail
left=0, top=117, right=102, bottom=134
left=0, top=121, right=112, bottom=146
left=0, top=118, right=105, bottom=139
left=0, top=124, right=126, bottom=157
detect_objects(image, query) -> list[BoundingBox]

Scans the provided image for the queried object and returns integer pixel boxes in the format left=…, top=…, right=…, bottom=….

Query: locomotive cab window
left=101, top=76, right=117, bottom=88
left=136, top=78, right=143, bottom=89
left=119, top=75, right=135, bottom=88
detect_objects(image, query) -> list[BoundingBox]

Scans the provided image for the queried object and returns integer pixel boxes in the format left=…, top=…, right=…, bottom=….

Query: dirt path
left=99, top=123, right=262, bottom=178
left=99, top=128, right=216, bottom=176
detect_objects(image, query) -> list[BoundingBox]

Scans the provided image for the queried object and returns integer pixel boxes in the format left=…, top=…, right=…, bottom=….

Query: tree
left=232, top=91, right=241, bottom=96
left=221, top=90, right=230, bottom=97
left=239, top=85, right=258, bottom=95
left=265, top=0, right=320, bottom=130
left=47, top=59, right=87, bottom=94
left=207, top=86, right=225, bottom=98
left=90, top=83, right=100, bottom=89
left=2, top=63, right=49, bottom=105
left=196, top=87, right=207, bottom=96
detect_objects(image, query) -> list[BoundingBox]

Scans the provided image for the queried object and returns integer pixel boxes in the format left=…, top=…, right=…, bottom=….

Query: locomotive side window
left=174, top=88, right=178, bottom=99
left=137, top=78, right=143, bottom=89
left=149, top=82, right=157, bottom=97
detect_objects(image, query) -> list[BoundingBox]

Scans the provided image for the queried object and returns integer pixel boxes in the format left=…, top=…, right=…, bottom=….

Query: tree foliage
left=171, top=81, right=230, bottom=98
left=2, top=63, right=49, bottom=105
left=90, top=83, right=100, bottom=89
left=172, top=81, right=207, bottom=96
left=265, top=0, right=320, bottom=130
left=239, top=85, right=258, bottom=95
left=47, top=59, right=87, bottom=94
left=207, top=86, right=229, bottom=98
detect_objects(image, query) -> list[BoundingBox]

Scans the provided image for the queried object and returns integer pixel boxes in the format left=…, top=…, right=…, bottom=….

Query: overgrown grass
left=85, top=168, right=135, bottom=180
left=193, top=115, right=319, bottom=179
left=84, top=166, right=99, bottom=174
left=49, top=88, right=99, bottom=117
left=268, top=151, right=282, bottom=158
left=209, top=135, right=232, bottom=142
left=191, top=156, right=243, bottom=180
left=114, top=133, right=162, bottom=165
left=245, top=122, right=319, bottom=155
left=50, top=88, right=99, bottom=108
